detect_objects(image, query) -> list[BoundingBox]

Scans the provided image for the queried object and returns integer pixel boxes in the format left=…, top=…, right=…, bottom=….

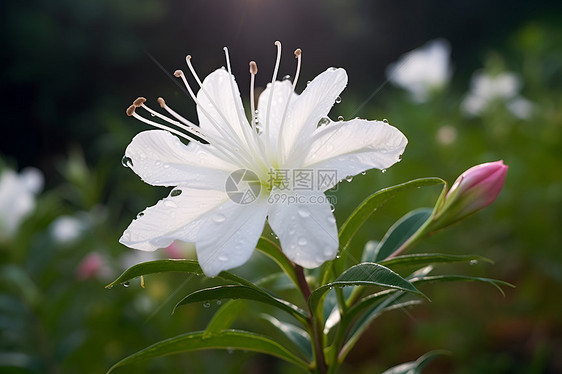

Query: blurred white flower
left=0, top=167, right=43, bottom=240
left=386, top=39, right=452, bottom=102
left=436, top=125, right=458, bottom=146
left=461, top=70, right=533, bottom=118
left=50, top=215, right=85, bottom=244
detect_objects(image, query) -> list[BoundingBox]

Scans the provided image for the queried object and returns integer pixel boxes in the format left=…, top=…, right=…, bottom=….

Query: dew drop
left=383, top=118, right=389, bottom=123
left=470, top=260, right=478, bottom=266
left=136, top=212, right=145, bottom=219
left=324, top=249, right=334, bottom=257
left=218, top=255, right=228, bottom=262
left=213, top=213, right=226, bottom=223
left=288, top=228, right=295, bottom=235
left=345, top=175, right=353, bottom=182
left=315, top=255, right=325, bottom=263
left=317, top=117, right=330, bottom=127
left=203, top=301, right=211, bottom=308
left=306, top=80, right=311, bottom=86
left=381, top=169, right=387, bottom=174
left=361, top=171, right=367, bottom=176
left=337, top=116, right=344, bottom=121
left=330, top=204, right=336, bottom=213
left=216, top=300, right=222, bottom=305
left=171, top=189, right=182, bottom=197
left=298, top=237, right=308, bottom=246
left=150, top=113, right=155, bottom=117
left=121, top=156, right=133, bottom=168
left=123, top=281, right=130, bottom=288
left=282, top=74, right=291, bottom=81
left=163, top=163, right=170, bottom=169
left=298, top=208, right=311, bottom=218
left=335, top=96, right=342, bottom=104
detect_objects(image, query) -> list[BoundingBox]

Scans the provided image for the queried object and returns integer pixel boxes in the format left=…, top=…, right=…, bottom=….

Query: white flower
left=50, top=215, right=85, bottom=244
left=120, top=42, right=407, bottom=277
left=0, top=167, right=43, bottom=240
left=386, top=39, right=452, bottom=102
left=461, top=70, right=533, bottom=118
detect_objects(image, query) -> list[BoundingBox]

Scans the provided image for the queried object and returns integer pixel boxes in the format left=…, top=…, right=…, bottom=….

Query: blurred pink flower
left=76, top=252, right=112, bottom=280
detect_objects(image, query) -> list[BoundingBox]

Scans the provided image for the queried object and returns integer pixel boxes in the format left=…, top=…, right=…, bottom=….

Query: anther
left=294, top=48, right=301, bottom=58
left=126, top=105, right=136, bottom=117
left=133, top=97, right=146, bottom=107
left=249, top=61, right=258, bottom=75
left=174, top=70, right=183, bottom=78
left=157, top=97, right=166, bottom=109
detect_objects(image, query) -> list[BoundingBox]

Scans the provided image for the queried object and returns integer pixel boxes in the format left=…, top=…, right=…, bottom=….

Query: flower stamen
left=277, top=48, right=302, bottom=162
left=264, top=41, right=282, bottom=155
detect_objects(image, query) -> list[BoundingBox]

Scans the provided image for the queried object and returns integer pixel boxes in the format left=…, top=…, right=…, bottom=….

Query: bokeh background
left=1, top=0, right=561, bottom=373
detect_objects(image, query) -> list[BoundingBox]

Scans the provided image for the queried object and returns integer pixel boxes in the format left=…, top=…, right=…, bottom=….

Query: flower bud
left=432, top=160, right=508, bottom=228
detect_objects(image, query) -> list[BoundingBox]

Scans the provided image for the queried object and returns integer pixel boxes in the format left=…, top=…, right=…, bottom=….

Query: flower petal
left=257, top=79, right=297, bottom=153
left=125, top=130, right=235, bottom=188
left=301, top=119, right=407, bottom=190
left=119, top=188, right=229, bottom=251
left=275, top=68, right=347, bottom=158
left=192, top=198, right=269, bottom=277
left=268, top=192, right=338, bottom=268
left=196, top=69, right=251, bottom=147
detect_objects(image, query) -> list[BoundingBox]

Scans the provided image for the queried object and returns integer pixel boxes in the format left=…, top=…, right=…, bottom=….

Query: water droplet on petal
left=317, top=117, right=330, bottom=127
left=298, top=208, right=311, bottom=218
left=218, top=255, right=228, bottom=262
left=315, top=255, right=325, bottom=263
left=136, top=212, right=145, bottom=219
left=171, top=189, right=182, bottom=197
left=163, top=163, right=170, bottom=169
left=121, top=156, right=133, bottom=168
left=383, top=118, right=389, bottom=123
left=337, top=116, right=344, bottom=121
left=306, top=80, right=311, bottom=86
left=213, top=213, right=226, bottom=223
left=324, top=249, right=334, bottom=257
left=345, top=175, right=353, bottom=182
left=335, top=96, right=342, bottom=104
left=282, top=74, right=291, bottom=81
left=298, top=237, right=307, bottom=246
left=330, top=204, right=336, bottom=213
left=381, top=169, right=387, bottom=174
left=361, top=171, right=367, bottom=176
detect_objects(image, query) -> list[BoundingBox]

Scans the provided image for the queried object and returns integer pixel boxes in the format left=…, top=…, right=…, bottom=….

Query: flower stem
left=294, top=265, right=327, bottom=374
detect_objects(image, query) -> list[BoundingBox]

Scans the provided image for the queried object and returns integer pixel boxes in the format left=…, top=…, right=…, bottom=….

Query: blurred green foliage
left=1, top=0, right=561, bottom=373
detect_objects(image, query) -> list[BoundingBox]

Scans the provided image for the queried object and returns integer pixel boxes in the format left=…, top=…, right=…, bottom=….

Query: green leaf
left=373, top=208, right=433, bottom=261
left=309, top=263, right=423, bottom=313
left=204, top=300, right=246, bottom=336
left=411, top=275, right=515, bottom=296
left=107, top=330, right=310, bottom=373
left=261, top=314, right=313, bottom=360
left=337, top=178, right=445, bottom=271
left=174, top=285, right=308, bottom=322
left=378, top=253, right=493, bottom=271
left=255, top=237, right=300, bottom=288
left=105, top=259, right=257, bottom=290
left=381, top=350, right=450, bottom=374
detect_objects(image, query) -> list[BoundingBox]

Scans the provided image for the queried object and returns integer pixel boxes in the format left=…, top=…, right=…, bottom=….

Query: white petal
left=119, top=188, right=229, bottom=251
left=280, top=68, right=347, bottom=157
left=268, top=192, right=338, bottom=268
left=125, top=130, right=235, bottom=188
left=257, top=79, right=297, bottom=153
left=196, top=69, right=251, bottom=147
left=301, top=119, right=407, bottom=190
left=193, top=198, right=269, bottom=277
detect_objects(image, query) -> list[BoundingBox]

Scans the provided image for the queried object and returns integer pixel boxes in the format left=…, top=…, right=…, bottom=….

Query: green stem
left=294, top=265, right=327, bottom=374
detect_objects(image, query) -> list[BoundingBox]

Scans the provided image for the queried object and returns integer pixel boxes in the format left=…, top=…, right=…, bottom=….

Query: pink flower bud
left=76, top=252, right=111, bottom=280
left=433, top=161, right=508, bottom=227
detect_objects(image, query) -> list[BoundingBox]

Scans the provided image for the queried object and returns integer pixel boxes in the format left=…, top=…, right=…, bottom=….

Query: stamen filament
left=277, top=48, right=302, bottom=163
left=249, top=61, right=258, bottom=130
left=265, top=41, right=282, bottom=159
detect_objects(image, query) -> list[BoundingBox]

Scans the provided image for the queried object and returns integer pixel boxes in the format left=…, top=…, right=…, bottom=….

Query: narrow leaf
left=411, top=275, right=515, bottom=296
left=337, top=178, right=445, bottom=268
left=309, top=263, right=423, bottom=313
left=261, top=314, right=313, bottom=360
left=174, top=285, right=308, bottom=322
left=255, top=237, right=300, bottom=288
left=374, top=208, right=433, bottom=261
left=107, top=330, right=310, bottom=373
left=105, top=260, right=256, bottom=290
left=378, top=253, right=493, bottom=270
left=204, top=300, right=246, bottom=336
left=382, top=350, right=450, bottom=374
